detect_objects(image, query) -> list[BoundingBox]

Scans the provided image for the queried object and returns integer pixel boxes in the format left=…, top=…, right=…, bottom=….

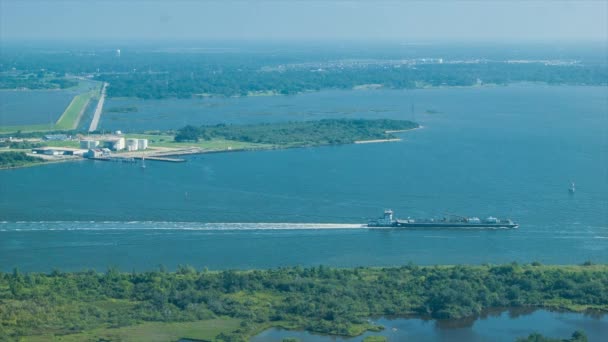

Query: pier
left=133, top=156, right=186, bottom=163
left=89, top=156, right=185, bottom=163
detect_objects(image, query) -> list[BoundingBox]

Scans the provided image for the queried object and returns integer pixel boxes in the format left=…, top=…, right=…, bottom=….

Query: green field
left=22, top=318, right=241, bottom=342
left=125, top=133, right=274, bottom=151
left=54, top=92, right=93, bottom=130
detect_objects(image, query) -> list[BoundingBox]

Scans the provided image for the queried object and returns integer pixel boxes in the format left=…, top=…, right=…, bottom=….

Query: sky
left=1, top=0, right=607, bottom=43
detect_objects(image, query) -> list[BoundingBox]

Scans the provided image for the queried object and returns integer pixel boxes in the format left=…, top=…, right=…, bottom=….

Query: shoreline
left=354, top=138, right=401, bottom=144
left=1, top=126, right=420, bottom=170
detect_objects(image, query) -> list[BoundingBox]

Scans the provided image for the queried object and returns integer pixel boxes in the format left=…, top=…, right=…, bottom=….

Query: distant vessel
left=569, top=182, right=575, bottom=193
left=367, top=210, right=519, bottom=229
left=141, top=154, right=146, bottom=169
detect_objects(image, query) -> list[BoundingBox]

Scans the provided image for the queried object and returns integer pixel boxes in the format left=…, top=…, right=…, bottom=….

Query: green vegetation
left=281, top=338, right=301, bottom=342
left=0, top=151, right=45, bottom=168
left=125, top=133, right=271, bottom=151
left=97, top=63, right=608, bottom=99
left=363, top=336, right=388, bottom=342
left=516, top=330, right=588, bottom=342
left=1, top=264, right=606, bottom=341
left=0, top=71, right=78, bottom=90
left=0, top=140, right=43, bottom=149
left=175, top=119, right=419, bottom=146
left=106, top=106, right=138, bottom=113
left=23, top=319, right=242, bottom=342
left=3, top=47, right=605, bottom=99
left=54, top=91, right=95, bottom=130
left=0, top=124, right=58, bottom=134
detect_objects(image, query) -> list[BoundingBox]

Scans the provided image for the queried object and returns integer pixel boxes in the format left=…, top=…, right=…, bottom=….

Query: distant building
left=32, top=147, right=61, bottom=156
left=44, top=134, right=69, bottom=141
left=32, top=147, right=86, bottom=156
left=80, top=140, right=99, bottom=149
left=84, top=149, right=103, bottom=158
left=137, top=139, right=148, bottom=150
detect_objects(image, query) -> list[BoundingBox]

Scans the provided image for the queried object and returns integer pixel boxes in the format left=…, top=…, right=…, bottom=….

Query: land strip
left=54, top=92, right=92, bottom=130
left=0, top=119, right=420, bottom=169
left=88, top=82, right=108, bottom=132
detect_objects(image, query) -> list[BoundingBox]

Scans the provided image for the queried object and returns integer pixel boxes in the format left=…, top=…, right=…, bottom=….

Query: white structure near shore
left=126, top=138, right=138, bottom=151
left=137, top=139, right=148, bottom=150
left=125, top=138, right=148, bottom=151
left=80, top=139, right=99, bottom=149
left=101, top=137, right=125, bottom=151
left=80, top=136, right=146, bottom=152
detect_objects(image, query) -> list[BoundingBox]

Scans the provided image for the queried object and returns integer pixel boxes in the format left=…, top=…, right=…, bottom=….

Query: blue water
left=0, top=85, right=606, bottom=272
left=0, top=89, right=76, bottom=126
left=250, top=310, right=608, bottom=342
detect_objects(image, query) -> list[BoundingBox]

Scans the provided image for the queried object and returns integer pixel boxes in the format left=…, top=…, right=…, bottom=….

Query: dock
left=133, top=156, right=186, bottom=163
left=90, top=156, right=185, bottom=163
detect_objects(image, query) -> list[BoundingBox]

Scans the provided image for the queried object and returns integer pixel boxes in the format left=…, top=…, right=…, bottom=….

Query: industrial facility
left=79, top=137, right=147, bottom=152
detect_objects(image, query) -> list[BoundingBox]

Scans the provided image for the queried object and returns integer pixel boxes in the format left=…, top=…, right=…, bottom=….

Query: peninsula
left=0, top=119, right=419, bottom=169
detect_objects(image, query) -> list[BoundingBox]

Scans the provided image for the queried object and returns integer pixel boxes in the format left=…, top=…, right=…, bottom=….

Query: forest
left=1, top=46, right=606, bottom=98
left=1, top=264, right=606, bottom=341
left=0, top=151, right=45, bottom=168
left=97, top=62, right=608, bottom=99
left=174, top=119, right=419, bottom=146
left=0, top=71, right=77, bottom=90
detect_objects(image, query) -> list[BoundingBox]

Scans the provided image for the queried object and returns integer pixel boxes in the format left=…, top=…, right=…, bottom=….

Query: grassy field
left=42, top=140, right=81, bottom=148
left=23, top=318, right=241, bottom=342
left=54, top=92, right=94, bottom=130
left=0, top=124, right=55, bottom=134
left=125, top=133, right=274, bottom=151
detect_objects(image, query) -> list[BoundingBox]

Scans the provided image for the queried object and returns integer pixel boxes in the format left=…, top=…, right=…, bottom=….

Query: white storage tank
left=126, top=138, right=139, bottom=151
left=137, top=139, right=148, bottom=150
left=80, top=140, right=99, bottom=149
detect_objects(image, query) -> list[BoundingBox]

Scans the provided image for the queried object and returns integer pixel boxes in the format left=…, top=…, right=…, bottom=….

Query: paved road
left=88, top=82, right=108, bottom=132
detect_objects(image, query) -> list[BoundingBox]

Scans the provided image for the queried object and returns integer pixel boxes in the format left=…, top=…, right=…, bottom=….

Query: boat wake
left=0, top=221, right=365, bottom=232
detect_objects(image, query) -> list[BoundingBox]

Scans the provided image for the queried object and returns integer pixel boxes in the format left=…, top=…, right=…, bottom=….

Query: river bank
left=0, top=119, right=420, bottom=170
left=4, top=264, right=606, bottom=341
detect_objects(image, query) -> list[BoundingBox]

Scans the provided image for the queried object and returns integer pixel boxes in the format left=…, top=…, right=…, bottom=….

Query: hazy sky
left=1, top=0, right=606, bottom=43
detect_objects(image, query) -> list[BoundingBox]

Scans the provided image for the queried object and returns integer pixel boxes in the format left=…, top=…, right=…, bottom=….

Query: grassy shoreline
left=0, top=119, right=419, bottom=170
left=3, top=264, right=606, bottom=341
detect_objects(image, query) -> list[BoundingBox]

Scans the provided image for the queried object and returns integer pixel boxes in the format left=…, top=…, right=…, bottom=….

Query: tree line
left=174, top=119, right=419, bottom=146
left=1, top=263, right=606, bottom=341
left=0, top=151, right=44, bottom=168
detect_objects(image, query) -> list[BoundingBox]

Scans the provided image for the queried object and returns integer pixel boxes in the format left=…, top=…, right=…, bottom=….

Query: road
left=88, top=82, right=108, bottom=132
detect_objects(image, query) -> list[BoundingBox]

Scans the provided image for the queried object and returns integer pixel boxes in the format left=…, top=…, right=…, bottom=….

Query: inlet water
left=0, top=85, right=606, bottom=272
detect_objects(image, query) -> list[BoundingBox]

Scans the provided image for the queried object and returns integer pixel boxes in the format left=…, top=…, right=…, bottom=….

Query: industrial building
left=100, top=137, right=125, bottom=151
left=80, top=140, right=99, bottom=149
left=125, top=138, right=148, bottom=151
left=137, top=139, right=148, bottom=150
left=32, top=147, right=87, bottom=156
left=84, top=148, right=111, bottom=158
left=126, top=138, right=138, bottom=151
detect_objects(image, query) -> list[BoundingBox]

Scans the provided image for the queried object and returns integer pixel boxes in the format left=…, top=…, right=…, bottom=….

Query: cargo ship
left=367, top=209, right=519, bottom=229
